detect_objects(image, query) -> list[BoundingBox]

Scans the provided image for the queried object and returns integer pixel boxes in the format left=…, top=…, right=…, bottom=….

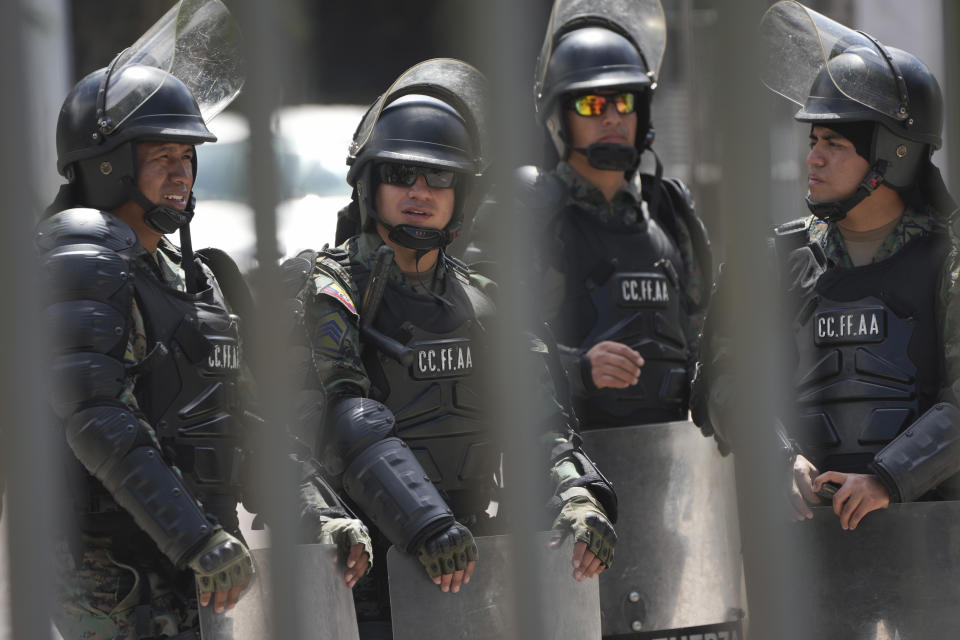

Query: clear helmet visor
left=104, top=0, right=245, bottom=130
left=760, top=1, right=906, bottom=120
left=349, top=58, right=489, bottom=173
left=535, top=0, right=667, bottom=96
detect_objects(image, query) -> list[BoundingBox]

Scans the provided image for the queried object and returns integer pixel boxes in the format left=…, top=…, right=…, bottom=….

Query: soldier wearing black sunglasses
left=281, top=59, right=617, bottom=639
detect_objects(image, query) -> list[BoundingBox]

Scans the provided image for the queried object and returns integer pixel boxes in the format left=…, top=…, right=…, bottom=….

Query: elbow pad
left=67, top=406, right=214, bottom=566
left=323, top=397, right=454, bottom=553
left=869, top=402, right=960, bottom=503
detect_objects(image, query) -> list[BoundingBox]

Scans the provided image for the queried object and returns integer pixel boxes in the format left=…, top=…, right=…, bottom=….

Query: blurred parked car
left=188, top=104, right=366, bottom=271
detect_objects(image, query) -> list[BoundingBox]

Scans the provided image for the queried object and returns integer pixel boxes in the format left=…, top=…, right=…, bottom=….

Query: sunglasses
left=377, top=163, right=458, bottom=189
left=567, top=92, right=637, bottom=117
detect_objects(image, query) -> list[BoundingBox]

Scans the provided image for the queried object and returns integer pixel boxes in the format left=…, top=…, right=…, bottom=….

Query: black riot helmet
left=346, top=59, right=488, bottom=253
left=537, top=26, right=655, bottom=170
left=761, top=1, right=955, bottom=221
left=55, top=63, right=216, bottom=233
left=534, top=0, right=666, bottom=172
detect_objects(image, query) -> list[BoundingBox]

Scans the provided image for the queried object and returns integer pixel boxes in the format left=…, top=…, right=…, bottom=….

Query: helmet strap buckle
left=805, top=160, right=888, bottom=222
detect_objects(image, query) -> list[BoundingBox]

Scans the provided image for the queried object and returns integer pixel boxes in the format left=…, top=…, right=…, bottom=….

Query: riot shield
left=387, top=533, right=601, bottom=639
left=580, top=421, right=744, bottom=638
left=103, top=0, right=244, bottom=130
left=199, top=544, right=360, bottom=639
left=760, top=0, right=905, bottom=121
left=792, top=501, right=960, bottom=639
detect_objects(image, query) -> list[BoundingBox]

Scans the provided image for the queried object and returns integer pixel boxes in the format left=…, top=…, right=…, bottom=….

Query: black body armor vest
left=554, top=205, right=689, bottom=427
left=791, top=234, right=948, bottom=473
left=133, top=257, right=244, bottom=533
left=351, top=256, right=497, bottom=519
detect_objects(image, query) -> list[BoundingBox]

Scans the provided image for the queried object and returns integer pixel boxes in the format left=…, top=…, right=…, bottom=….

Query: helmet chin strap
left=381, top=219, right=452, bottom=268
left=571, top=142, right=640, bottom=172
left=122, top=176, right=200, bottom=292
left=805, top=160, right=887, bottom=223
left=122, top=176, right=195, bottom=234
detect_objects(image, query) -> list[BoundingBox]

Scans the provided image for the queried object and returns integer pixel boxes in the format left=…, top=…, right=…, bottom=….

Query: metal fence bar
left=710, top=2, right=807, bottom=638
left=944, top=2, right=960, bottom=202
left=232, top=0, right=304, bottom=637
left=0, top=0, right=57, bottom=638
left=470, top=1, right=552, bottom=638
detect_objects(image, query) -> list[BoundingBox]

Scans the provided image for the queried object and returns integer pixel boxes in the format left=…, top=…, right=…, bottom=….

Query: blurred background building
left=21, top=0, right=954, bottom=265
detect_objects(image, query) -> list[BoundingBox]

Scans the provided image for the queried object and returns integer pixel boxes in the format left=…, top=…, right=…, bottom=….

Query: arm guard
left=549, top=435, right=618, bottom=523
left=67, top=405, right=215, bottom=565
left=39, top=209, right=214, bottom=566
left=321, top=397, right=454, bottom=553
left=869, top=402, right=960, bottom=503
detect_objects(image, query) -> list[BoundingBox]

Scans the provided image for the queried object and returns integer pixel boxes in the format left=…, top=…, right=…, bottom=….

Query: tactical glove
left=551, top=487, right=617, bottom=568
left=417, top=521, right=478, bottom=580
left=315, top=516, right=374, bottom=574
left=186, top=529, right=255, bottom=599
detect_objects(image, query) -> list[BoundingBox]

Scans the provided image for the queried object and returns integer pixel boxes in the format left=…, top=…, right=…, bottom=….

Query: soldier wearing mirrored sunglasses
left=467, top=0, right=712, bottom=431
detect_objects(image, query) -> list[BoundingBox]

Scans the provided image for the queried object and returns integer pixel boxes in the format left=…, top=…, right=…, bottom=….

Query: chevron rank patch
left=313, top=310, right=350, bottom=356
left=319, top=281, right=357, bottom=316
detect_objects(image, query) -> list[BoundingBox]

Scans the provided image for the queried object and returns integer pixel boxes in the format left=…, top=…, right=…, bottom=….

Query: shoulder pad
left=773, top=217, right=812, bottom=238
left=512, top=165, right=566, bottom=213
left=197, top=247, right=254, bottom=318
left=650, top=176, right=714, bottom=310
left=661, top=176, right=694, bottom=207
left=468, top=271, right=497, bottom=298
left=36, top=208, right=138, bottom=253
left=444, top=253, right=472, bottom=279
left=528, top=336, right=548, bottom=354
left=311, top=258, right=359, bottom=317
left=280, top=250, right=318, bottom=298
left=772, top=217, right=813, bottom=257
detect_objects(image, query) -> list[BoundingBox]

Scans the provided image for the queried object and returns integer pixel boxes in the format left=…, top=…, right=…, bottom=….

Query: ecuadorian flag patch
left=320, top=282, right=357, bottom=315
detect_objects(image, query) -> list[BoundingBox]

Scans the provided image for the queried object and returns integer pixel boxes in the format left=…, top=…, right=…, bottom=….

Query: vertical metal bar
left=1, top=0, right=57, bottom=638
left=711, top=1, right=807, bottom=638
left=943, top=1, right=960, bottom=199
left=470, top=1, right=550, bottom=638
left=231, top=0, right=303, bottom=637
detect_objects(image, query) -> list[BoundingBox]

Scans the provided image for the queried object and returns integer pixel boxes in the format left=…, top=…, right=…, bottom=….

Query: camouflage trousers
left=53, top=536, right=198, bottom=640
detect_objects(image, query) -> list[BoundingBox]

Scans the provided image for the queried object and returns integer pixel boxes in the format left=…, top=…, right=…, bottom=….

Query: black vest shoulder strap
left=196, top=247, right=253, bottom=319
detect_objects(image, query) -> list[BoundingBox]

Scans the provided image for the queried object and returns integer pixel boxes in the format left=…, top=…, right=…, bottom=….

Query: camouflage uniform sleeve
left=529, top=336, right=618, bottom=518
left=302, top=254, right=370, bottom=399
left=120, top=298, right=164, bottom=444
left=938, top=244, right=960, bottom=386
left=670, top=214, right=708, bottom=363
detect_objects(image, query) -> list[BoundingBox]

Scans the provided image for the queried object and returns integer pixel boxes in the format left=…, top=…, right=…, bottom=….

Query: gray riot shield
left=198, top=544, right=360, bottom=639
left=792, top=501, right=960, bottom=639
left=580, top=421, right=744, bottom=637
left=387, top=533, right=601, bottom=639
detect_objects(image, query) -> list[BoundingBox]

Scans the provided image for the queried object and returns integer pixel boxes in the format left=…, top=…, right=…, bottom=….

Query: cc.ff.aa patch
left=313, top=309, right=350, bottom=356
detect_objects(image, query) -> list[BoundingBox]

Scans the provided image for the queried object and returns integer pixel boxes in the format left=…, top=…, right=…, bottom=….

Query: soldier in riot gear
left=693, top=1, right=960, bottom=531
left=465, top=4, right=746, bottom=638
left=284, top=58, right=617, bottom=639
left=466, top=0, right=711, bottom=429
left=41, top=4, right=370, bottom=637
